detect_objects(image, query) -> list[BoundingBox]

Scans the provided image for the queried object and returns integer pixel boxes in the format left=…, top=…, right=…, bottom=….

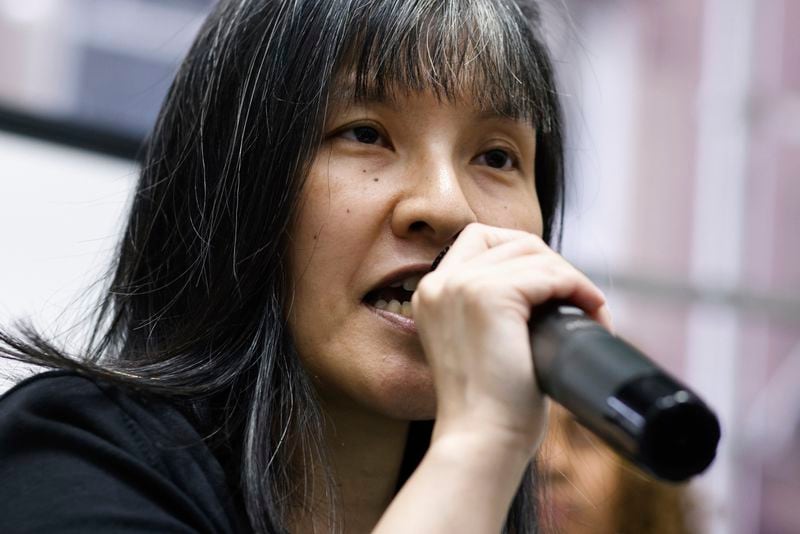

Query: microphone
left=429, top=246, right=721, bottom=482
left=528, top=302, right=720, bottom=482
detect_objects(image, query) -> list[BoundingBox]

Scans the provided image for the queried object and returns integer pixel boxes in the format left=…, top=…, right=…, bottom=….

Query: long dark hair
left=1, top=1, right=564, bottom=532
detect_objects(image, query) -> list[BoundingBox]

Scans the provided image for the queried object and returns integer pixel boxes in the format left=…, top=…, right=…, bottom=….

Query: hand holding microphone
left=413, top=224, right=613, bottom=457
left=419, top=224, right=719, bottom=482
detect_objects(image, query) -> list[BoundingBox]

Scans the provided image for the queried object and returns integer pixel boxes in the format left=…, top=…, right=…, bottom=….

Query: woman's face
left=287, top=90, right=542, bottom=420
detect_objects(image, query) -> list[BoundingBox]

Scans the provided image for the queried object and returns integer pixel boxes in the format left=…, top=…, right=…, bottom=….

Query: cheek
left=472, top=188, right=543, bottom=236
left=286, top=162, right=397, bottom=363
left=289, top=170, right=370, bottom=283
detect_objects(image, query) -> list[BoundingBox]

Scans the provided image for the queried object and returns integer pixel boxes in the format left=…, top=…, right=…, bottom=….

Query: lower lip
left=363, top=302, right=418, bottom=335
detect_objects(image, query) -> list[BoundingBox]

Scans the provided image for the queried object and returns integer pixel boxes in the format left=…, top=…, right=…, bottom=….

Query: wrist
left=374, top=422, right=535, bottom=534
left=431, top=399, right=549, bottom=461
left=428, top=423, right=535, bottom=473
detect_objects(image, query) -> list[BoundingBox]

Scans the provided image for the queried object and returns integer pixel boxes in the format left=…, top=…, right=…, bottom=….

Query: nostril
left=408, top=221, right=428, bottom=233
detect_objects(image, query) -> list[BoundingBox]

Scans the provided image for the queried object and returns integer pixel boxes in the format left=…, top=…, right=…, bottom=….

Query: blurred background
left=0, top=0, right=797, bottom=533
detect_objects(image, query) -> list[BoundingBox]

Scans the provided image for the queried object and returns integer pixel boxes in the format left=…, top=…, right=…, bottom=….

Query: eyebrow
left=328, top=78, right=536, bottom=128
left=331, top=93, right=531, bottom=124
left=473, top=110, right=534, bottom=125
left=329, top=86, right=400, bottom=110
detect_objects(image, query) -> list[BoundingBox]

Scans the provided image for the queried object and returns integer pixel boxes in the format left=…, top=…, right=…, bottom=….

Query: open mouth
left=363, top=273, right=424, bottom=319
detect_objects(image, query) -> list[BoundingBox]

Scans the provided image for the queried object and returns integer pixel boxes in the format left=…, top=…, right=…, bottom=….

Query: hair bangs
left=331, top=0, right=556, bottom=130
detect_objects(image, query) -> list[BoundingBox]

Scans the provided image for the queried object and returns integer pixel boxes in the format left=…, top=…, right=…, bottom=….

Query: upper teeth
left=390, top=274, right=422, bottom=292
left=376, top=274, right=423, bottom=318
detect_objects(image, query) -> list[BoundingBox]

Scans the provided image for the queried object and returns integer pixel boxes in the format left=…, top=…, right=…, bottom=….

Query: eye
left=475, top=148, right=516, bottom=171
left=340, top=125, right=387, bottom=146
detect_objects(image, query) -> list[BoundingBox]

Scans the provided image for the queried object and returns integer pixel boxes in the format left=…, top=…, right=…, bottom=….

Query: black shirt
left=0, top=371, right=250, bottom=533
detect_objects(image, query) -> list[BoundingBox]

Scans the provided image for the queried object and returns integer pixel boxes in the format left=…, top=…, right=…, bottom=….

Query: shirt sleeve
left=0, top=372, right=242, bottom=534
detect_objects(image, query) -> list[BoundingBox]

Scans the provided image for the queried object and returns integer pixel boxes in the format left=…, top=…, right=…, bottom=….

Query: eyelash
left=337, top=125, right=390, bottom=147
left=473, top=147, right=519, bottom=171
left=335, top=125, right=521, bottom=171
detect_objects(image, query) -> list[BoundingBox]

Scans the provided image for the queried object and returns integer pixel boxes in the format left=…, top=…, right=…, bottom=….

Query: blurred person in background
left=540, top=405, right=696, bottom=534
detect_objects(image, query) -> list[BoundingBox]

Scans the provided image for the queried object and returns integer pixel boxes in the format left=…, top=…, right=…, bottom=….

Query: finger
left=522, top=261, right=612, bottom=332
left=455, top=254, right=608, bottom=320
left=456, top=233, right=550, bottom=270
left=433, top=223, right=535, bottom=272
left=496, top=255, right=614, bottom=333
left=590, top=303, right=614, bottom=333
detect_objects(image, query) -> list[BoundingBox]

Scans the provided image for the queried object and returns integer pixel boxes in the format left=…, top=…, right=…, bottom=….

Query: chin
left=368, top=367, right=437, bottom=421
left=380, top=391, right=437, bottom=421
left=336, top=354, right=435, bottom=421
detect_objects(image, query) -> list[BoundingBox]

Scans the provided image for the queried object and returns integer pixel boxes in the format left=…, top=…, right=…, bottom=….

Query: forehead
left=328, top=77, right=537, bottom=126
left=325, top=0, right=558, bottom=134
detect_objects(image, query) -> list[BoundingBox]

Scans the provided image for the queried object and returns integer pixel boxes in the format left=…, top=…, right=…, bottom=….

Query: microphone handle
left=528, top=302, right=721, bottom=482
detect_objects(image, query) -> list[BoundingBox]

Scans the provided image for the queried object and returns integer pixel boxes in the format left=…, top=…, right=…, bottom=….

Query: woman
left=0, top=0, right=611, bottom=532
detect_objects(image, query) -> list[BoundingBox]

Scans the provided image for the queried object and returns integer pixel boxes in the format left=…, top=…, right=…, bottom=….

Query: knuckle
left=440, top=272, right=480, bottom=302
left=541, top=255, right=568, bottom=276
left=522, top=233, right=546, bottom=250
left=461, top=222, right=486, bottom=238
left=414, top=276, right=440, bottom=305
left=460, top=280, right=485, bottom=305
left=540, top=275, right=560, bottom=296
left=439, top=275, right=462, bottom=300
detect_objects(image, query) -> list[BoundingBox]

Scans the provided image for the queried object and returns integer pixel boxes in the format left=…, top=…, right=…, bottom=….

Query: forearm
left=373, top=431, right=532, bottom=534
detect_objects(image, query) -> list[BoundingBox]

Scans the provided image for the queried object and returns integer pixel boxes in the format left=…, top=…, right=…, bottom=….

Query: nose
left=390, top=153, right=477, bottom=245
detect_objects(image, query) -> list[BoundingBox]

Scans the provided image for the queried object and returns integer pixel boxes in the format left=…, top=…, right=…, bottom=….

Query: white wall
left=0, top=132, right=137, bottom=391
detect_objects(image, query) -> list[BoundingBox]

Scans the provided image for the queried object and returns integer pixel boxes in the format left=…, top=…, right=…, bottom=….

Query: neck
left=289, top=398, right=410, bottom=533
